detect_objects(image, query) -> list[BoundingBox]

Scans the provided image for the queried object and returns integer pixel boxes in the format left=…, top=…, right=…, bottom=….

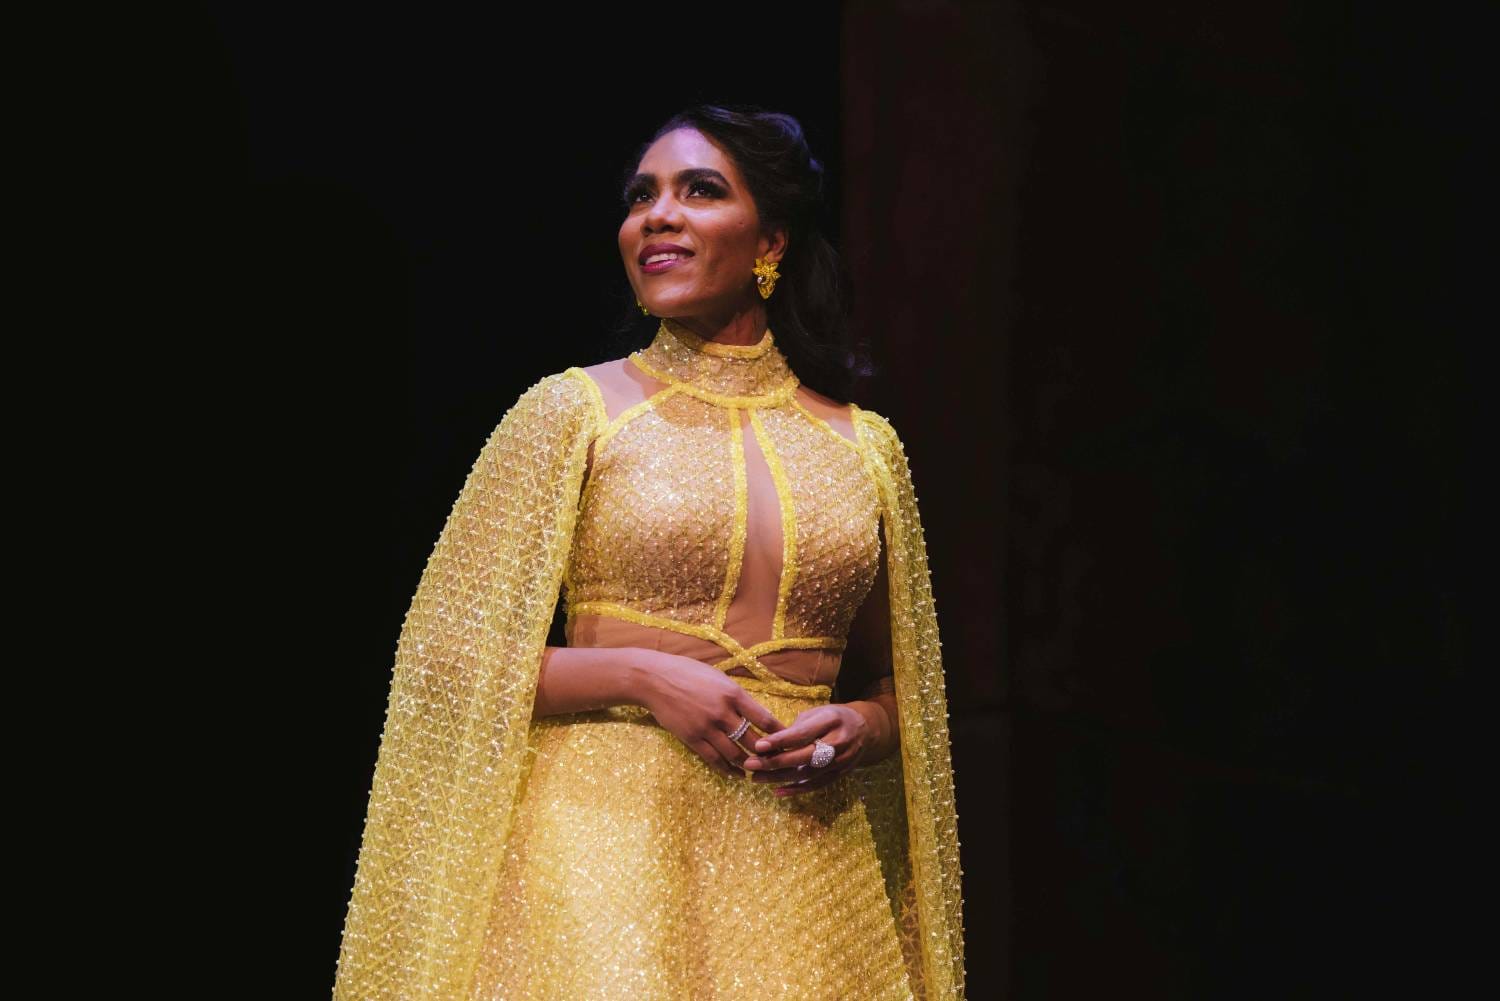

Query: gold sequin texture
left=331, top=319, right=968, bottom=1000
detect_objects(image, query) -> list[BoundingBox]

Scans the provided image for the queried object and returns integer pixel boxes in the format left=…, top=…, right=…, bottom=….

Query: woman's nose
left=643, top=193, right=683, bottom=230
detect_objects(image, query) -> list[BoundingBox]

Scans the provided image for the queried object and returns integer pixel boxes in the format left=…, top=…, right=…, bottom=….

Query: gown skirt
left=467, top=678, right=918, bottom=1001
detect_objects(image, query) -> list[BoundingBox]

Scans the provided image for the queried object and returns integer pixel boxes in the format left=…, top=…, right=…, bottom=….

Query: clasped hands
left=738, top=704, right=872, bottom=796
left=634, top=652, right=876, bottom=795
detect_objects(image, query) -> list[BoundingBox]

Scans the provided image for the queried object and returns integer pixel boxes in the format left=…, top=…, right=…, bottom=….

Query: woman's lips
left=642, top=255, right=691, bottom=275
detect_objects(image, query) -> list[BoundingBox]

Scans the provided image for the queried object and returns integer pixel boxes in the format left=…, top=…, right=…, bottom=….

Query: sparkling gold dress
left=332, top=319, right=967, bottom=1000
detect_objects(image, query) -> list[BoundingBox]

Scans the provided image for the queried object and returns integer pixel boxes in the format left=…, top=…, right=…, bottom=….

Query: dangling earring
left=636, top=296, right=650, bottom=315
left=752, top=257, right=780, bottom=300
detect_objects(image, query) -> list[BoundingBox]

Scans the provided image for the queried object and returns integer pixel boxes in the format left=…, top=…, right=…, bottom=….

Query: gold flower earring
left=752, top=257, right=780, bottom=300
left=636, top=296, right=650, bottom=315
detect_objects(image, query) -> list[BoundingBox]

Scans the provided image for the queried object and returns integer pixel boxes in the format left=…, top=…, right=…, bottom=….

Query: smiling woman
left=621, top=129, right=787, bottom=342
left=330, top=104, right=967, bottom=1001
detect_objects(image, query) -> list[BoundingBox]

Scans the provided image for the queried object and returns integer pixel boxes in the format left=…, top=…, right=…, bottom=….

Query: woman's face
left=619, top=127, right=786, bottom=326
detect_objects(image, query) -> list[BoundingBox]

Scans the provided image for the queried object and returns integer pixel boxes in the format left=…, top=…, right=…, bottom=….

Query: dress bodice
left=561, top=319, right=884, bottom=701
left=333, top=330, right=966, bottom=1001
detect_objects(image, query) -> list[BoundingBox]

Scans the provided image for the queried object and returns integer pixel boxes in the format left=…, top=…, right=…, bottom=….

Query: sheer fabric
left=562, top=347, right=867, bottom=690
left=559, top=320, right=885, bottom=704
left=331, top=320, right=967, bottom=1000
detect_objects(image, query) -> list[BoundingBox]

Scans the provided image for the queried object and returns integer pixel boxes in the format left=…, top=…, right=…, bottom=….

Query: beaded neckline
left=630, top=318, right=799, bottom=405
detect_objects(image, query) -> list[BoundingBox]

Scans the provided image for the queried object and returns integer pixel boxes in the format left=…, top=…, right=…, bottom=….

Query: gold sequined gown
left=332, top=319, right=967, bottom=1000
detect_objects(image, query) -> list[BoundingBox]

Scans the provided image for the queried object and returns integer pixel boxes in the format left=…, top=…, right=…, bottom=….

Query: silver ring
left=809, top=739, right=835, bottom=768
left=727, top=716, right=751, bottom=742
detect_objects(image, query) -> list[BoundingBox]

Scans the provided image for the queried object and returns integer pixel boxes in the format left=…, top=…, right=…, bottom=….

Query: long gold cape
left=331, top=366, right=966, bottom=999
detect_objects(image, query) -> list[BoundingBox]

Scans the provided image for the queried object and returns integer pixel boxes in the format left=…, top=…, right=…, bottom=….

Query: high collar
left=630, top=318, right=799, bottom=405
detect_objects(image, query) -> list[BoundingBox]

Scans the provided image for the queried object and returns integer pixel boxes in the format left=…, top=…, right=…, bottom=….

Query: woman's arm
left=839, top=530, right=902, bottom=767
left=532, top=645, right=655, bottom=718
left=845, top=677, right=899, bottom=765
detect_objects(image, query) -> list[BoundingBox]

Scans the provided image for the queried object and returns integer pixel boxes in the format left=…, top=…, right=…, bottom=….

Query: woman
left=332, top=105, right=966, bottom=1000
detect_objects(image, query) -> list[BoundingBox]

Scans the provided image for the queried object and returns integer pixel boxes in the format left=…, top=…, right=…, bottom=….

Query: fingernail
left=744, top=758, right=759, bottom=768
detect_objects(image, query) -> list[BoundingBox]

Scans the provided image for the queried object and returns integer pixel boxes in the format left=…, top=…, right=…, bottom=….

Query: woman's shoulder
left=793, top=383, right=861, bottom=446
left=513, top=356, right=665, bottom=435
left=495, top=365, right=613, bottom=433
left=843, top=400, right=901, bottom=450
left=568, top=355, right=682, bottom=426
left=573, top=357, right=638, bottom=398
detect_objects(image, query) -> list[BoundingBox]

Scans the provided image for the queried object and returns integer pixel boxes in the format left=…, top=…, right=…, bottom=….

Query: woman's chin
left=642, top=298, right=696, bottom=318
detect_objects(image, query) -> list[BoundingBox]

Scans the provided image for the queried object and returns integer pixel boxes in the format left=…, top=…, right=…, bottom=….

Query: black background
left=123, top=3, right=1482, bottom=997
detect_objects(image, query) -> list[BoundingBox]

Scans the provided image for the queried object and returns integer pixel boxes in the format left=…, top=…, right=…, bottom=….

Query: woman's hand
left=637, top=651, right=787, bottom=779
left=741, top=704, right=871, bottom=795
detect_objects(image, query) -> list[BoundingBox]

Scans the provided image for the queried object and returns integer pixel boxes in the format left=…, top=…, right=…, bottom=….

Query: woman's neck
left=631, top=318, right=795, bottom=402
left=665, top=304, right=769, bottom=347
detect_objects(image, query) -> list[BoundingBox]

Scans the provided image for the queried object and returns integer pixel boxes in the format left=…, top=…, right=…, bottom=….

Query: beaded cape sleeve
left=850, top=406, right=968, bottom=1001
left=331, top=367, right=607, bottom=1001
left=329, top=367, right=966, bottom=1001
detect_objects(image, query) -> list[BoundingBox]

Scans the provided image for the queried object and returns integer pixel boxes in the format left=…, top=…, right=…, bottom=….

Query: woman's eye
left=625, top=181, right=723, bottom=207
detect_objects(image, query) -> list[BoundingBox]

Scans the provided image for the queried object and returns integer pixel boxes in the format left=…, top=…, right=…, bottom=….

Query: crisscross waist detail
left=568, top=601, right=840, bottom=701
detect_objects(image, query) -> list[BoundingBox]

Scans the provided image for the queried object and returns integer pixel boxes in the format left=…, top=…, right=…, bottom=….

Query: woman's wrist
left=842, top=694, right=899, bottom=766
left=616, top=647, right=668, bottom=710
left=534, top=645, right=658, bottom=717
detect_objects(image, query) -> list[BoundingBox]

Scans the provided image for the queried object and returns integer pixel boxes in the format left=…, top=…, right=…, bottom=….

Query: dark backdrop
left=158, top=3, right=1479, bottom=997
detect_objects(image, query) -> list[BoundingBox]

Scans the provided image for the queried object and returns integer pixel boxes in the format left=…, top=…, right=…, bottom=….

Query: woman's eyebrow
left=623, top=167, right=730, bottom=193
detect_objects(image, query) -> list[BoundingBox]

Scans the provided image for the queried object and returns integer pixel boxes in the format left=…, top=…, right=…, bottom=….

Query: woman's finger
left=721, top=705, right=772, bottom=757
left=692, top=735, right=742, bottom=778
left=752, top=739, right=852, bottom=784
left=738, top=696, right=786, bottom=740
left=775, top=742, right=855, bottom=794
left=747, top=718, right=844, bottom=773
left=726, top=712, right=778, bottom=757
left=705, top=726, right=754, bottom=774
left=746, top=743, right=819, bottom=778
left=750, top=709, right=836, bottom=758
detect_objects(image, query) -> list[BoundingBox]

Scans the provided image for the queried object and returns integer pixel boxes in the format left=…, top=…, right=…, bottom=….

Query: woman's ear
left=759, top=226, right=789, bottom=264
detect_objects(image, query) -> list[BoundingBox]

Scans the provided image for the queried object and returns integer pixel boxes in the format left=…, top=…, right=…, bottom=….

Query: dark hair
left=607, top=103, right=871, bottom=403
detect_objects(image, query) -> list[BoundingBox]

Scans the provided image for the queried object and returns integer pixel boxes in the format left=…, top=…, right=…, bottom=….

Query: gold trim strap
left=716, top=408, right=749, bottom=631
left=746, top=408, right=798, bottom=639
left=569, top=600, right=840, bottom=700
left=563, top=366, right=610, bottom=435
left=660, top=319, right=777, bottom=357
left=789, top=396, right=864, bottom=456
left=629, top=351, right=801, bottom=409
left=730, top=674, right=832, bottom=703
left=595, top=382, right=682, bottom=457
left=846, top=402, right=885, bottom=500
